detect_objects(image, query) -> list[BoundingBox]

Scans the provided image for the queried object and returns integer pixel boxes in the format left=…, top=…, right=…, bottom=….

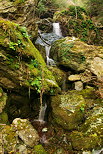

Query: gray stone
left=12, top=118, right=39, bottom=147
left=74, top=81, right=83, bottom=91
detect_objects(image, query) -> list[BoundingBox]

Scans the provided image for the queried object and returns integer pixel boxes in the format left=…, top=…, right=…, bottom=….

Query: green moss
left=0, top=88, right=7, bottom=113
left=34, top=145, right=48, bottom=154
left=0, top=112, right=8, bottom=124
left=2, top=125, right=17, bottom=152
left=13, top=0, right=26, bottom=5
left=0, top=19, right=59, bottom=92
left=51, top=93, right=86, bottom=130
left=70, top=131, right=100, bottom=150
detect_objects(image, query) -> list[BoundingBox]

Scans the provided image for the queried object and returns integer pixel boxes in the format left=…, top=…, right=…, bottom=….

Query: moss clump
left=1, top=125, right=17, bottom=153
left=70, top=131, right=100, bottom=151
left=0, top=112, right=8, bottom=124
left=34, top=145, right=48, bottom=154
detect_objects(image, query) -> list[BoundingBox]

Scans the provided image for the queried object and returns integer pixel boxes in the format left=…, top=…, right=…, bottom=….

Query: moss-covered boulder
left=0, top=0, right=38, bottom=40
left=53, top=6, right=102, bottom=45
left=70, top=105, right=103, bottom=151
left=50, top=37, right=103, bottom=72
left=0, top=19, right=58, bottom=94
left=51, top=91, right=86, bottom=130
left=51, top=87, right=102, bottom=130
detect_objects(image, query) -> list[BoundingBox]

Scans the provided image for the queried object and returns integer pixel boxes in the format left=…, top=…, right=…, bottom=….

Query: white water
left=53, top=23, right=62, bottom=37
left=45, top=22, right=62, bottom=65
left=45, top=45, right=56, bottom=65
left=38, top=103, right=47, bottom=122
left=45, top=45, right=51, bottom=57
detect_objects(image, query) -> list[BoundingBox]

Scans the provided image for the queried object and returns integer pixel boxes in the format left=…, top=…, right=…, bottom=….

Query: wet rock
left=74, top=81, right=83, bottom=91
left=12, top=118, right=40, bottom=147
left=37, top=18, right=53, bottom=33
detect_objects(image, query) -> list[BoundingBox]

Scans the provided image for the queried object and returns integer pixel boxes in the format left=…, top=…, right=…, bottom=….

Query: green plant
left=9, top=42, right=18, bottom=50
left=31, top=59, right=39, bottom=68
left=80, top=104, right=85, bottom=112
left=19, top=26, right=29, bottom=38
left=14, top=63, right=20, bottom=69
left=30, top=76, right=42, bottom=93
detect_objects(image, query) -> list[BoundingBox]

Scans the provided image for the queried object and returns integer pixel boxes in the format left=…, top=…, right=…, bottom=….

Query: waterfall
left=45, top=45, right=51, bottom=57
left=53, top=23, right=62, bottom=37
left=45, top=44, right=56, bottom=66
left=38, top=103, right=47, bottom=122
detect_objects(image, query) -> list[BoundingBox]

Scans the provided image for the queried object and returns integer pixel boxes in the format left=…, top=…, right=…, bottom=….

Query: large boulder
left=70, top=106, right=103, bottom=151
left=51, top=88, right=103, bottom=150
left=50, top=37, right=103, bottom=72
left=53, top=6, right=102, bottom=45
left=0, top=19, right=58, bottom=94
left=51, top=88, right=102, bottom=130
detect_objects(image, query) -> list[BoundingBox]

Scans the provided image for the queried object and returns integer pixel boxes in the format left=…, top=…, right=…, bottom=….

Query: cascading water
left=35, top=23, right=62, bottom=123
left=45, top=45, right=51, bottom=57
left=45, top=22, right=62, bottom=65
left=38, top=103, right=47, bottom=122
left=53, top=23, right=62, bottom=37
left=45, top=45, right=55, bottom=65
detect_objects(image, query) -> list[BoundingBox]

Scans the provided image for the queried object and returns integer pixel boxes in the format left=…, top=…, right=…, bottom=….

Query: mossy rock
left=53, top=6, right=102, bottom=45
left=0, top=87, right=7, bottom=113
left=69, top=106, right=103, bottom=150
left=70, top=131, right=100, bottom=151
left=48, top=66, right=67, bottom=90
left=50, top=37, right=103, bottom=71
left=51, top=88, right=103, bottom=130
left=0, top=112, right=8, bottom=124
left=34, top=145, right=48, bottom=154
left=51, top=91, right=86, bottom=130
left=0, top=19, right=58, bottom=93
left=1, top=125, right=18, bottom=153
